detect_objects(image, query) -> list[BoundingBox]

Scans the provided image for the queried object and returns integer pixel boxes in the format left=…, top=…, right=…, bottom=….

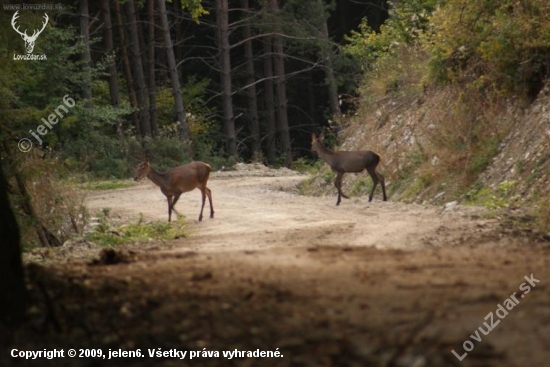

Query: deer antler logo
left=11, top=11, right=49, bottom=54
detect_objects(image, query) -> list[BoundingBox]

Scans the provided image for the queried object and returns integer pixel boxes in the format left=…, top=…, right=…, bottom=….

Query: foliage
left=345, top=0, right=550, bottom=101
left=343, top=0, right=440, bottom=70
left=140, top=136, right=192, bottom=171
left=465, top=181, right=518, bottom=210
left=151, top=77, right=233, bottom=170
left=292, top=157, right=324, bottom=175
left=156, top=77, right=214, bottom=134
left=169, top=0, right=209, bottom=22
left=85, top=212, right=188, bottom=247
left=76, top=180, right=136, bottom=191
left=62, top=132, right=133, bottom=178
left=343, top=0, right=437, bottom=105
left=7, top=151, right=89, bottom=249
left=426, top=0, right=550, bottom=99
left=400, top=176, right=431, bottom=203
left=320, top=168, right=335, bottom=184
left=349, top=175, right=374, bottom=196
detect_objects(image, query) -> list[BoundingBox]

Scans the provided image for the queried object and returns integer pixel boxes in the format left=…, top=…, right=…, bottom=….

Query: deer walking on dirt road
left=134, top=159, right=214, bottom=222
left=311, top=133, right=387, bottom=206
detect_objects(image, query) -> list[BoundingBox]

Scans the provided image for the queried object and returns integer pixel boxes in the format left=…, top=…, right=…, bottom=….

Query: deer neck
left=316, top=142, right=336, bottom=165
left=147, top=167, right=170, bottom=190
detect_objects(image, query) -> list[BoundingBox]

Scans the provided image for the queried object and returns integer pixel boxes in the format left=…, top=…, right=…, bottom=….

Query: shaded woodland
left=1, top=0, right=389, bottom=172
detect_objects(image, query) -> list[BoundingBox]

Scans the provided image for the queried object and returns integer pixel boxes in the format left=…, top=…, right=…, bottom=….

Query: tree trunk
left=317, top=0, right=341, bottom=119
left=263, top=36, right=277, bottom=165
left=80, top=0, right=93, bottom=107
left=241, top=0, right=261, bottom=161
left=308, top=72, right=317, bottom=125
left=147, top=0, right=158, bottom=136
left=174, top=0, right=184, bottom=75
left=125, top=0, right=151, bottom=137
left=0, top=160, right=26, bottom=327
left=102, top=0, right=124, bottom=139
left=114, top=0, right=140, bottom=136
left=157, top=0, right=191, bottom=154
left=216, top=0, right=238, bottom=158
left=269, top=0, right=291, bottom=167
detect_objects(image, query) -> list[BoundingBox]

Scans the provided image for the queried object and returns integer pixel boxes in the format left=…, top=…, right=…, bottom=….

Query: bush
left=343, top=0, right=435, bottom=106
left=62, top=131, right=133, bottom=179
left=426, top=0, right=550, bottom=99
left=85, top=212, right=188, bottom=247
left=138, top=136, right=192, bottom=171
left=7, top=151, right=88, bottom=249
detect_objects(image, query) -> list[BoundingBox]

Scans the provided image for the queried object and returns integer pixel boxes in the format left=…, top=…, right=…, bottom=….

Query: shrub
left=62, top=131, right=133, bottom=179
left=85, top=212, right=188, bottom=247
left=426, top=0, right=550, bottom=99
left=8, top=151, right=88, bottom=249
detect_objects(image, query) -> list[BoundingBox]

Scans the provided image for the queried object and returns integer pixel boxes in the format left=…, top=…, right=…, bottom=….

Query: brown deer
left=311, top=133, right=387, bottom=205
left=134, top=159, right=214, bottom=222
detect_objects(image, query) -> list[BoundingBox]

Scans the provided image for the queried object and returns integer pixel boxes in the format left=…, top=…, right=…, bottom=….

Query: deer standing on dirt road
left=311, top=133, right=387, bottom=206
left=134, top=159, right=214, bottom=222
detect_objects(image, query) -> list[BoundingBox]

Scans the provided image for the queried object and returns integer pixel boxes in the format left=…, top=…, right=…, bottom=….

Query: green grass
left=77, top=180, right=136, bottom=191
left=85, top=214, right=188, bottom=247
left=468, top=137, right=500, bottom=175
left=401, top=176, right=431, bottom=203
left=292, top=158, right=324, bottom=175
left=321, top=169, right=335, bottom=184
left=349, top=175, right=373, bottom=196
left=465, top=181, right=517, bottom=210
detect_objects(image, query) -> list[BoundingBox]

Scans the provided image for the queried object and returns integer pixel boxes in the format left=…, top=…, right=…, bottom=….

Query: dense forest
left=1, top=0, right=389, bottom=171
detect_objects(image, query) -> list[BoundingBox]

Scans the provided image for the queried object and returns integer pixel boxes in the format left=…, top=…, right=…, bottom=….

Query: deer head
left=134, top=159, right=151, bottom=181
left=311, top=132, right=326, bottom=154
left=11, top=11, right=49, bottom=54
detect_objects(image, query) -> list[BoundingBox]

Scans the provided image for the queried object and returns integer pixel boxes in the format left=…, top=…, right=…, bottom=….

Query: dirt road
left=9, top=169, right=550, bottom=367
left=86, top=170, right=499, bottom=252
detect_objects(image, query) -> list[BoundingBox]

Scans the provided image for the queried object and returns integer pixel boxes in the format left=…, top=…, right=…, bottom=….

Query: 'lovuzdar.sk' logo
left=11, top=10, right=48, bottom=60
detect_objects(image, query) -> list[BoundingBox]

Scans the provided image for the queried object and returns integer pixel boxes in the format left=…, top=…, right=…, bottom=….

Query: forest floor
left=3, top=167, right=550, bottom=367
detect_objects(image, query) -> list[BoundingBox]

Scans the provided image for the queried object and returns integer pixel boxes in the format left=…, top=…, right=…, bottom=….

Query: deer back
left=168, top=162, right=211, bottom=192
left=331, top=150, right=380, bottom=173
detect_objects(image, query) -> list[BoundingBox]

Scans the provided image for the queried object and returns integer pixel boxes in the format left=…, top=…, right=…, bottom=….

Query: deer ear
left=311, top=133, right=317, bottom=141
left=319, top=131, right=325, bottom=140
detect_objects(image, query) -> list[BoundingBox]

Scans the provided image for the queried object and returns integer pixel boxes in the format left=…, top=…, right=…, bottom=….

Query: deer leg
left=334, top=172, right=348, bottom=206
left=334, top=174, right=341, bottom=206
left=366, top=167, right=379, bottom=202
left=377, top=171, right=387, bottom=201
left=198, top=188, right=206, bottom=222
left=166, top=196, right=173, bottom=222
left=206, top=187, right=214, bottom=218
left=171, top=193, right=182, bottom=218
